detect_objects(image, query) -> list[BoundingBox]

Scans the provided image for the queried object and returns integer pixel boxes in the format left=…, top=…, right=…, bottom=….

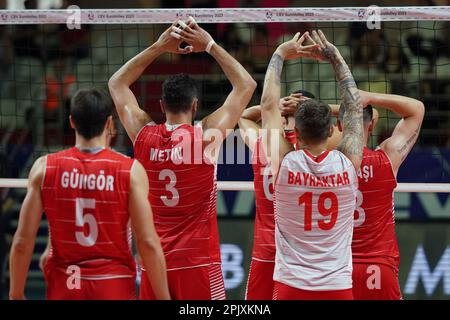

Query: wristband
left=205, top=39, right=215, bottom=54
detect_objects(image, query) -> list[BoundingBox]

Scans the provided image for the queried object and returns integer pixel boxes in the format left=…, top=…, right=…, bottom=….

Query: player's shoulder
left=362, top=147, right=392, bottom=167
left=105, top=148, right=133, bottom=162
left=327, top=149, right=355, bottom=165
left=135, top=121, right=160, bottom=139
left=46, top=147, right=75, bottom=161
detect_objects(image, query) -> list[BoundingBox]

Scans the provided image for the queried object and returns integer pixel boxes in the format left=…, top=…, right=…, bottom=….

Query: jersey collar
left=303, top=149, right=330, bottom=163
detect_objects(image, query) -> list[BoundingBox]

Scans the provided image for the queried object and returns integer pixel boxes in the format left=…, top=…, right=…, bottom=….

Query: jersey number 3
left=159, top=169, right=180, bottom=207
left=299, top=192, right=338, bottom=231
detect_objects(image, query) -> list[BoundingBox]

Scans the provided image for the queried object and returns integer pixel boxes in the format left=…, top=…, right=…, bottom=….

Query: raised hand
left=155, top=20, right=194, bottom=54
left=275, top=32, right=320, bottom=61
left=170, top=17, right=214, bottom=53
left=307, top=30, right=342, bottom=62
left=279, top=93, right=310, bottom=116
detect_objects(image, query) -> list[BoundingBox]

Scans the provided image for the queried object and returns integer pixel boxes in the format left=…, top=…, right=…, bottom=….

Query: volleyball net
left=0, top=7, right=449, bottom=192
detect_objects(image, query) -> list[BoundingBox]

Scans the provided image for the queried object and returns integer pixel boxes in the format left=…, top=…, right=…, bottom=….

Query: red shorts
left=352, top=263, right=402, bottom=300
left=273, top=281, right=353, bottom=300
left=245, top=259, right=275, bottom=300
left=45, top=268, right=136, bottom=300
left=140, top=264, right=226, bottom=300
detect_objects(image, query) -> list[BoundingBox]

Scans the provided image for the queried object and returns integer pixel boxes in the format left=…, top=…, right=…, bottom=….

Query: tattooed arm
left=261, top=32, right=319, bottom=178
left=309, top=30, right=364, bottom=170
left=366, top=92, right=424, bottom=175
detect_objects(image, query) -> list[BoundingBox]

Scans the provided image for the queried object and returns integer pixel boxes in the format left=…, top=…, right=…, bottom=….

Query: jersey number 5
left=299, top=192, right=339, bottom=231
left=75, top=198, right=98, bottom=247
left=159, top=169, right=180, bottom=207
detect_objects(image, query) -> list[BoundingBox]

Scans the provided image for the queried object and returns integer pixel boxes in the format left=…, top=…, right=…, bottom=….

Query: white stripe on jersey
left=274, top=149, right=358, bottom=291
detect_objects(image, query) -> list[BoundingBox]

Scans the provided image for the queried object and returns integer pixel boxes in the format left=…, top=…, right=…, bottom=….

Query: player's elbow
left=108, top=76, right=121, bottom=91
left=246, top=79, right=257, bottom=95
left=11, top=235, right=34, bottom=256
left=260, top=95, right=275, bottom=111
left=415, top=101, right=425, bottom=120
left=136, top=237, right=161, bottom=258
left=247, top=78, right=257, bottom=91
left=236, top=78, right=257, bottom=95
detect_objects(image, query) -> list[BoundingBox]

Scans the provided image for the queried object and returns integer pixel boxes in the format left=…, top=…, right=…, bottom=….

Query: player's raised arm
left=238, top=106, right=263, bottom=153
left=367, top=92, right=425, bottom=174
left=128, top=161, right=170, bottom=300
left=261, top=32, right=318, bottom=177
left=9, top=156, right=46, bottom=300
left=109, top=20, right=193, bottom=142
left=309, top=30, right=364, bottom=169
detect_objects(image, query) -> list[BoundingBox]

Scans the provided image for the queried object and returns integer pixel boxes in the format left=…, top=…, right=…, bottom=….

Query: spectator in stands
left=12, top=0, right=42, bottom=59
left=248, top=25, right=271, bottom=73
left=44, top=57, right=76, bottom=119
left=349, top=22, right=409, bottom=74
left=43, top=57, right=77, bottom=145
left=220, top=24, right=247, bottom=65
left=58, top=0, right=90, bottom=61
left=0, top=27, right=14, bottom=91
left=0, top=149, right=8, bottom=299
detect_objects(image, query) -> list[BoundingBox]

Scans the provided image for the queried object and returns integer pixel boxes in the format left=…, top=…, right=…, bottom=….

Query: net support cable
left=0, top=179, right=448, bottom=193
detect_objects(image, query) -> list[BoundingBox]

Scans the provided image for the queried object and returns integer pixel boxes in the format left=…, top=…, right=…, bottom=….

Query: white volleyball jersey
left=274, top=149, right=358, bottom=291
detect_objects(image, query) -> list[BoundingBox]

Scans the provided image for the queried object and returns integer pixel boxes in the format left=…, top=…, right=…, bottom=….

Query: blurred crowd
left=0, top=0, right=450, bottom=298
left=0, top=0, right=449, bottom=148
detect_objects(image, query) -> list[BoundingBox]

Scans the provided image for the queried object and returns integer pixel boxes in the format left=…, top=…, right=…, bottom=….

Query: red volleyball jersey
left=352, top=147, right=400, bottom=270
left=42, top=147, right=136, bottom=280
left=251, top=132, right=298, bottom=261
left=251, top=137, right=276, bottom=261
left=133, top=123, right=220, bottom=270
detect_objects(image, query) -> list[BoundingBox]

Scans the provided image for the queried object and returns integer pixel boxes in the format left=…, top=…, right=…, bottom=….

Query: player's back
left=42, top=147, right=135, bottom=279
left=251, top=132, right=298, bottom=261
left=251, top=137, right=276, bottom=261
left=352, top=147, right=399, bottom=269
left=274, top=149, right=358, bottom=290
left=134, top=123, right=219, bottom=270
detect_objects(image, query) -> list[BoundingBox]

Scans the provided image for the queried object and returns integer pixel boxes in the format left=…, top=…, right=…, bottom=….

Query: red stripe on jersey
left=352, top=147, right=400, bottom=270
left=134, top=123, right=220, bottom=270
left=42, top=147, right=135, bottom=279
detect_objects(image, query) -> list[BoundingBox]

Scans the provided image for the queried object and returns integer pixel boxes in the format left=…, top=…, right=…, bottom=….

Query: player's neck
left=165, top=113, right=192, bottom=126
left=364, top=130, right=370, bottom=148
left=75, top=133, right=106, bottom=150
left=303, top=141, right=328, bottom=157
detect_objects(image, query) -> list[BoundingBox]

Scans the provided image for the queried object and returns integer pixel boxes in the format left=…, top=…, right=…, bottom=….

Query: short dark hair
left=70, top=88, right=112, bottom=140
left=291, top=89, right=315, bottom=99
left=295, top=99, right=332, bottom=143
left=338, top=103, right=373, bottom=124
left=162, top=74, right=198, bottom=113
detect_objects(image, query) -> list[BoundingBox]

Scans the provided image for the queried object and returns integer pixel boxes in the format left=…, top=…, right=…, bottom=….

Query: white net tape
left=0, top=7, right=449, bottom=24
left=0, top=179, right=448, bottom=193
